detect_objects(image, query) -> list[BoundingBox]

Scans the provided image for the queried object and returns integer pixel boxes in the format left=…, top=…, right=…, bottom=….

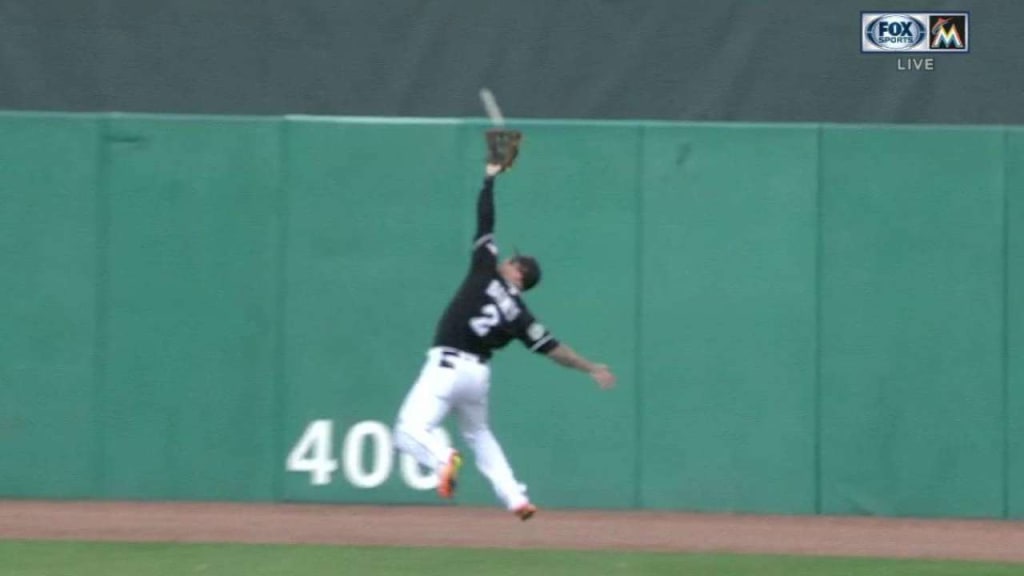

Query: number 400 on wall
left=285, top=419, right=452, bottom=490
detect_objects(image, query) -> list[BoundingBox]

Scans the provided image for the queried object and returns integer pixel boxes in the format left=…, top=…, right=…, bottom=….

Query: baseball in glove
left=485, top=129, right=522, bottom=172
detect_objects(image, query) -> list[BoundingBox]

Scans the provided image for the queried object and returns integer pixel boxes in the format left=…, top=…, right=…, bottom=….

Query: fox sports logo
left=865, top=14, right=926, bottom=50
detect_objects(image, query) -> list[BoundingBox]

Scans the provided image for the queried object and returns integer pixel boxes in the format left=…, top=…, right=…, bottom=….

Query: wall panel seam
left=633, top=124, right=646, bottom=509
left=272, top=118, right=291, bottom=502
left=93, top=115, right=111, bottom=497
left=1002, top=127, right=1011, bottom=520
left=814, top=123, right=824, bottom=516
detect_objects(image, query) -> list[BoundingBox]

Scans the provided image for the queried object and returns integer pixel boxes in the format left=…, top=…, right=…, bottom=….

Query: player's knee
left=393, top=420, right=427, bottom=449
left=460, top=426, right=488, bottom=445
left=392, top=422, right=413, bottom=452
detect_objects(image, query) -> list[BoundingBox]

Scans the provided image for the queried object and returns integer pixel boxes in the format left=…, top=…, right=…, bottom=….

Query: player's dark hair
left=512, top=254, right=542, bottom=291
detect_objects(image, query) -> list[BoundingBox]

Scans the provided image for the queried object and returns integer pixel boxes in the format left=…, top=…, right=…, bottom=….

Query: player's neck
left=498, top=272, right=522, bottom=295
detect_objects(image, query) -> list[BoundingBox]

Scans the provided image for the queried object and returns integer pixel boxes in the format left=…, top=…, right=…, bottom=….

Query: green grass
left=1, top=541, right=1022, bottom=576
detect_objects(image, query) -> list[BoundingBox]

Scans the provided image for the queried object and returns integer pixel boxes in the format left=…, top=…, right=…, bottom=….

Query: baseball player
left=392, top=139, right=616, bottom=521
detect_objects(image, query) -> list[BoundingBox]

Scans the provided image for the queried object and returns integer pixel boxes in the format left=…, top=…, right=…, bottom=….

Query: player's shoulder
left=510, top=290, right=536, bottom=317
left=473, top=234, right=499, bottom=254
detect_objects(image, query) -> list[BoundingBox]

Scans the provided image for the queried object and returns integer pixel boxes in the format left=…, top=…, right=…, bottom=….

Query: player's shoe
left=437, top=451, right=462, bottom=499
left=513, top=503, right=537, bottom=521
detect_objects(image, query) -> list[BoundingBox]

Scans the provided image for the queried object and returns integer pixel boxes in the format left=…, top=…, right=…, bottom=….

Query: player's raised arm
left=473, top=129, right=521, bottom=249
left=545, top=343, right=617, bottom=389
left=473, top=164, right=503, bottom=248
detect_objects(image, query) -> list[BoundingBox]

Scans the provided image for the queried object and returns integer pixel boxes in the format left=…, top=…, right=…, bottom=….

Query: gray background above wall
left=0, top=0, right=1016, bottom=123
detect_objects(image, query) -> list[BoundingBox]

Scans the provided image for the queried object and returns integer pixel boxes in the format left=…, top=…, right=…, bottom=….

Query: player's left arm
left=516, top=311, right=616, bottom=389
left=546, top=343, right=616, bottom=389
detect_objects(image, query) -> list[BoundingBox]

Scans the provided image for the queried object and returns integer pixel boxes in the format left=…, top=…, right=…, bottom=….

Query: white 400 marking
left=286, top=419, right=451, bottom=490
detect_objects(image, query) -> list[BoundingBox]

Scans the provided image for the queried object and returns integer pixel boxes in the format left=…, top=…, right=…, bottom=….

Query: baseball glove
left=485, top=129, right=522, bottom=171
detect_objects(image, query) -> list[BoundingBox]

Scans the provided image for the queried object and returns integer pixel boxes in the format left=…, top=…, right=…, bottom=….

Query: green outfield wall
left=1, top=112, right=1021, bottom=519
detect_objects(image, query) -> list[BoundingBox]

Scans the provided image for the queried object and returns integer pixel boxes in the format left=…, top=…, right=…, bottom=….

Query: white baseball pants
left=393, top=347, right=529, bottom=510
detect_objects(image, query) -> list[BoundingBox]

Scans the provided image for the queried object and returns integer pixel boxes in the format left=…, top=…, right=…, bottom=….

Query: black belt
left=435, top=347, right=486, bottom=365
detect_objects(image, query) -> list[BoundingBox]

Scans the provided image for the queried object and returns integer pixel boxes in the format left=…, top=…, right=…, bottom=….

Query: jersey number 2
left=469, top=304, right=500, bottom=337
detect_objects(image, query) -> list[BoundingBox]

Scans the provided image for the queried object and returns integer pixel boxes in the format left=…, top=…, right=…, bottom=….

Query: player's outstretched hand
left=485, top=163, right=504, bottom=177
left=589, top=364, right=616, bottom=389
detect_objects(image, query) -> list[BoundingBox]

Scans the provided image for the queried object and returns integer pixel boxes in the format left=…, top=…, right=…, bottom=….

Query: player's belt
left=433, top=346, right=484, bottom=365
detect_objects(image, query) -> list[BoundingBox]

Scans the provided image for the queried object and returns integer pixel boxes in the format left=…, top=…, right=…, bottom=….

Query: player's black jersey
left=432, top=177, right=559, bottom=361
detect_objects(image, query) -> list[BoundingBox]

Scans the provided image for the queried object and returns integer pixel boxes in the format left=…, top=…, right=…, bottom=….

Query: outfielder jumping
left=392, top=130, right=616, bottom=521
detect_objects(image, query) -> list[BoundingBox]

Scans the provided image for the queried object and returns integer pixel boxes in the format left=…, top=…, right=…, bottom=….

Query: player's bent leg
left=459, top=425, right=531, bottom=512
left=455, top=387, right=532, bottom=512
left=392, top=425, right=449, bottom=470
left=392, top=362, right=457, bottom=473
left=392, top=424, right=462, bottom=500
